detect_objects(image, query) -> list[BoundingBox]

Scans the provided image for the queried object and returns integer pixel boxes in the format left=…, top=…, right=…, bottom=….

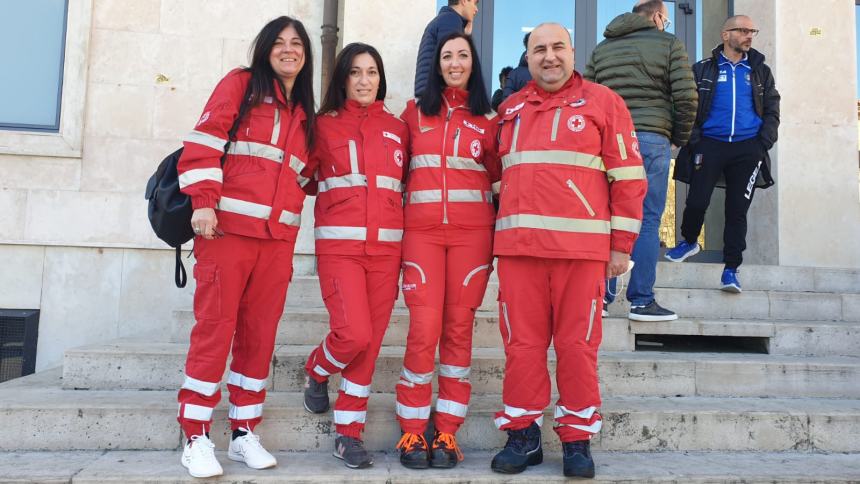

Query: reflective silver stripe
left=616, top=133, right=628, bottom=160
left=348, top=140, right=359, bottom=173
left=402, top=261, right=427, bottom=284
left=551, top=107, right=561, bottom=142
left=586, top=299, right=596, bottom=342
left=179, top=168, right=223, bottom=189
left=228, top=403, right=263, bottom=420
left=339, top=378, right=371, bottom=398
left=502, top=150, right=605, bottom=171
left=607, top=165, right=646, bottom=182
left=566, top=179, right=596, bottom=217
left=554, top=405, right=598, bottom=420
left=395, top=402, right=431, bottom=420
left=453, top=129, right=461, bottom=157
left=226, top=371, right=267, bottom=392
left=319, top=174, right=368, bottom=193
left=271, top=108, right=281, bottom=145
left=181, top=375, right=219, bottom=397
left=410, top=154, right=441, bottom=170
left=448, top=189, right=491, bottom=203
left=383, top=130, right=401, bottom=144
left=289, top=155, right=311, bottom=187
left=400, top=367, right=433, bottom=385
left=502, top=302, right=512, bottom=345
left=462, top=265, right=489, bottom=287
left=409, top=190, right=442, bottom=204
left=228, top=141, right=285, bottom=164
left=496, top=214, right=610, bottom=234
left=217, top=196, right=271, bottom=219
left=333, top=410, right=366, bottom=425
left=315, top=226, right=367, bottom=240
left=504, top=405, right=543, bottom=418
left=183, top=403, right=214, bottom=421
left=278, top=210, right=301, bottom=227
left=492, top=181, right=501, bottom=195
left=313, top=365, right=331, bottom=377
left=563, top=420, right=603, bottom=434
left=611, top=216, right=642, bottom=234
left=436, top=399, right=468, bottom=418
left=511, top=117, right=520, bottom=152
left=323, top=340, right=347, bottom=369
left=185, top=130, right=227, bottom=152
left=378, top=229, right=403, bottom=242
left=495, top=415, right=544, bottom=429
left=447, top=157, right=487, bottom=171
left=439, top=364, right=470, bottom=379
left=376, top=176, right=404, bottom=193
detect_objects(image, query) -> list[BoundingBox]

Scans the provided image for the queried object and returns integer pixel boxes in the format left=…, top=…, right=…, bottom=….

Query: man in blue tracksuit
left=668, top=14, right=780, bottom=292
left=413, top=0, right=479, bottom=98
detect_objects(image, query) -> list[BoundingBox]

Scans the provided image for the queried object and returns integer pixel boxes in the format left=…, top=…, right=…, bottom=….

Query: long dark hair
left=319, top=43, right=387, bottom=114
left=417, top=32, right=491, bottom=117
left=245, top=16, right=316, bottom=148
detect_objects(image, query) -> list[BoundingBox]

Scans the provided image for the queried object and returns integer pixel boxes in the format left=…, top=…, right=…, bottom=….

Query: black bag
left=145, top=81, right=252, bottom=287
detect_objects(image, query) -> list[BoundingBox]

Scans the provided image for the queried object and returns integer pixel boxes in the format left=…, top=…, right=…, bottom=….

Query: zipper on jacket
left=566, top=179, right=596, bottom=217
left=585, top=299, right=596, bottom=342
left=440, top=106, right=454, bottom=224
left=729, top=64, right=737, bottom=141
left=551, top=107, right=562, bottom=142
left=502, top=302, right=512, bottom=344
left=510, top=114, right=521, bottom=153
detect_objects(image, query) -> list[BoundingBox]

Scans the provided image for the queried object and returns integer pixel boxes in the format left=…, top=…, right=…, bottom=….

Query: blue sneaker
left=665, top=240, right=701, bottom=262
left=720, top=268, right=742, bottom=293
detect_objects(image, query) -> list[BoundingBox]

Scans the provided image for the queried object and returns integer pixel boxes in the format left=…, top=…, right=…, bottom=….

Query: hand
left=464, top=21, right=473, bottom=35
left=606, top=250, right=630, bottom=278
left=191, top=208, right=219, bottom=240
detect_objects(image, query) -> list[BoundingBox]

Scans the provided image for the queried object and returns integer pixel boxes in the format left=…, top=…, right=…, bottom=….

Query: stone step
left=2, top=371, right=859, bottom=452
left=63, top=341, right=860, bottom=398
left=3, top=449, right=859, bottom=483
left=277, top=276, right=860, bottom=321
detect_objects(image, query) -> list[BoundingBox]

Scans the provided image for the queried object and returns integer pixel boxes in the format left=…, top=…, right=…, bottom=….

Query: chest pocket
left=325, top=139, right=359, bottom=177
left=245, top=105, right=279, bottom=144
left=497, top=109, right=521, bottom=157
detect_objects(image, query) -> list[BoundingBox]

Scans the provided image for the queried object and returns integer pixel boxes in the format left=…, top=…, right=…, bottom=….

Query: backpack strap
left=174, top=246, right=187, bottom=288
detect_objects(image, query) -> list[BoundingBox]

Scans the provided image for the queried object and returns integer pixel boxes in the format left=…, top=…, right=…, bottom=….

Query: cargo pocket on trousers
left=457, top=263, right=492, bottom=309
left=401, top=261, right=427, bottom=307
left=193, top=263, right=221, bottom=320
left=320, top=277, right=348, bottom=330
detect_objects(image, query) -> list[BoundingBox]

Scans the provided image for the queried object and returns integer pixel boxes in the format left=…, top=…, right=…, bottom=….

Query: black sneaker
left=333, top=435, right=373, bottom=469
left=562, top=440, right=595, bottom=478
left=628, top=301, right=678, bottom=322
left=490, top=422, right=543, bottom=474
left=430, top=431, right=463, bottom=468
left=395, top=432, right=429, bottom=469
left=303, top=372, right=329, bottom=414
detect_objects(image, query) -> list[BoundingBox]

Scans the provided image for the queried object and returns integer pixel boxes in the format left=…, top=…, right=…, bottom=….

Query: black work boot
left=562, top=439, right=595, bottom=478
left=490, top=422, right=543, bottom=474
left=396, top=432, right=430, bottom=469
left=303, top=372, right=329, bottom=414
left=430, top=431, right=463, bottom=468
left=333, top=434, right=373, bottom=469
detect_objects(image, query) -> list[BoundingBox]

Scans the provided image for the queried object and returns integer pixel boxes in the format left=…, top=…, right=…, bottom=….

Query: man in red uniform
left=490, top=23, right=646, bottom=478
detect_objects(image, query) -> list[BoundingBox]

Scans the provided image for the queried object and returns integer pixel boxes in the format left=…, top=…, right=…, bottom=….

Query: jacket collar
left=439, top=5, right=469, bottom=28
left=710, top=44, right=765, bottom=67
left=443, top=86, right=469, bottom=108
left=522, top=72, right=583, bottom=105
left=342, top=99, right=385, bottom=117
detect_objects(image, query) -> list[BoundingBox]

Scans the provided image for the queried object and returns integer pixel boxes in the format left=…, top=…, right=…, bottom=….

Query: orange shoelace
left=395, top=432, right=428, bottom=452
left=433, top=432, right=464, bottom=461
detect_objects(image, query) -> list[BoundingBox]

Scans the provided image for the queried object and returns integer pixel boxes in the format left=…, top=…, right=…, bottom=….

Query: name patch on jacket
left=463, top=120, right=485, bottom=134
left=505, top=102, right=525, bottom=115
left=383, top=131, right=401, bottom=144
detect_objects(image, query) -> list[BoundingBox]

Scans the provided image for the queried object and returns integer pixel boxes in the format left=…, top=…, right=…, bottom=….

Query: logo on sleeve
left=394, top=149, right=404, bottom=167
left=631, top=141, right=641, bottom=158
left=196, top=111, right=210, bottom=127
left=470, top=139, right=482, bottom=158
left=567, top=114, right=586, bottom=132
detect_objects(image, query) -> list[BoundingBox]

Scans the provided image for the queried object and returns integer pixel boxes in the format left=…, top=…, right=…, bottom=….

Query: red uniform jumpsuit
left=303, top=99, right=410, bottom=439
left=492, top=74, right=646, bottom=442
left=176, top=69, right=313, bottom=438
left=395, top=87, right=500, bottom=436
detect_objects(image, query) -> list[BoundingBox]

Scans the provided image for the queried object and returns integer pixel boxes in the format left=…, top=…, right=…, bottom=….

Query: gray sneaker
left=334, top=435, right=373, bottom=469
left=628, top=301, right=678, bottom=322
left=303, top=373, right=330, bottom=414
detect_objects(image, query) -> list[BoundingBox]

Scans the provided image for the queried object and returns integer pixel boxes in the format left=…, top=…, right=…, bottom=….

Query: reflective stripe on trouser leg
left=435, top=306, right=475, bottom=434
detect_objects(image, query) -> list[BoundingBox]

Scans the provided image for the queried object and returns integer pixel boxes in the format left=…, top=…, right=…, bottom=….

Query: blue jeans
left=606, top=132, right=671, bottom=307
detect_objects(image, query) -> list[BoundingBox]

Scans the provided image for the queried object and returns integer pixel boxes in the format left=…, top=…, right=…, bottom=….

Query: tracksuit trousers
left=494, top=256, right=605, bottom=442
left=680, top=136, right=763, bottom=268
left=395, top=226, right=494, bottom=435
left=304, top=254, right=401, bottom=439
left=177, top=233, right=295, bottom=438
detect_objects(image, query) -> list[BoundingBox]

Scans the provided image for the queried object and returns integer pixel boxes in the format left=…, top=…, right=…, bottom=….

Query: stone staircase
left=1, top=262, right=859, bottom=482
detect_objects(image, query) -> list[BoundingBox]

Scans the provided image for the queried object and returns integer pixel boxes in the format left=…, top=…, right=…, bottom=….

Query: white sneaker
left=181, top=435, right=223, bottom=478
left=228, top=427, right=277, bottom=469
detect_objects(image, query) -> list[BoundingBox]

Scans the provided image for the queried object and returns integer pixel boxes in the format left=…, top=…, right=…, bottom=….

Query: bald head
left=527, top=23, right=575, bottom=92
left=721, top=15, right=757, bottom=58
left=722, top=15, right=752, bottom=31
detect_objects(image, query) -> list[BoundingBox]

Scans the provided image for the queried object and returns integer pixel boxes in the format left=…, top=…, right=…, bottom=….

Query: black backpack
left=145, top=83, right=252, bottom=287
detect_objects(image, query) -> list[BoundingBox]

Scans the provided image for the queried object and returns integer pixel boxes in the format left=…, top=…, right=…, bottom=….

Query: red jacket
left=178, top=69, right=311, bottom=242
left=400, top=87, right=500, bottom=229
left=309, top=100, right=410, bottom=256
left=493, top=73, right=647, bottom=261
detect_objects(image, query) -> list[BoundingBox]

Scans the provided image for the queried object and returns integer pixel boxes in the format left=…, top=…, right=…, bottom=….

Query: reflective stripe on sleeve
left=496, top=214, right=610, bottom=234
left=178, top=168, right=223, bottom=189
left=185, top=130, right=227, bottom=152
left=289, top=155, right=310, bottom=187
left=378, top=229, right=403, bottom=242
left=606, top=165, right=646, bottom=182
left=502, top=150, right=605, bottom=171
left=228, top=141, right=285, bottom=164
left=610, top=216, right=642, bottom=234
left=492, top=181, right=501, bottom=195
left=217, top=196, right=272, bottom=220
left=278, top=210, right=301, bottom=227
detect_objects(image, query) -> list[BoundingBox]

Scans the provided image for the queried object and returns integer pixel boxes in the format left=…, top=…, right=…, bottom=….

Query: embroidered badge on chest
left=567, top=114, right=586, bottom=132
left=470, top=139, right=482, bottom=158
left=394, top=149, right=404, bottom=167
left=569, top=98, right=587, bottom=108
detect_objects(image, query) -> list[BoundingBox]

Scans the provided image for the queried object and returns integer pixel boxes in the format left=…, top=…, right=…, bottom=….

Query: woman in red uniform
left=175, top=16, right=316, bottom=478
left=301, top=43, right=409, bottom=469
left=394, top=32, right=499, bottom=469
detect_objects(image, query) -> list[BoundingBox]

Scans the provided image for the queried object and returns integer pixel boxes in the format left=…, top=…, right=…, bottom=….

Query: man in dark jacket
left=501, top=32, right=532, bottom=102
left=414, top=0, right=478, bottom=98
left=667, top=15, right=780, bottom=293
left=491, top=66, right=513, bottom=111
left=585, top=0, right=697, bottom=322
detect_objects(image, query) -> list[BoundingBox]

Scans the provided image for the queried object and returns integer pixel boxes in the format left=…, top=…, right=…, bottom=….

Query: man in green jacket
left=585, top=0, right=697, bottom=322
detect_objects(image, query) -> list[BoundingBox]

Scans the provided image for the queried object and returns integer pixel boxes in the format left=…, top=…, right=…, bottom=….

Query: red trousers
left=494, top=256, right=605, bottom=442
left=395, top=226, right=493, bottom=434
left=304, top=254, right=400, bottom=438
left=177, top=233, right=294, bottom=438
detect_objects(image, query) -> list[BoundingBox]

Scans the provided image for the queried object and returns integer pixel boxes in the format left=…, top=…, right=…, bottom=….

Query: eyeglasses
left=658, top=13, right=671, bottom=30
left=725, top=28, right=759, bottom=37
